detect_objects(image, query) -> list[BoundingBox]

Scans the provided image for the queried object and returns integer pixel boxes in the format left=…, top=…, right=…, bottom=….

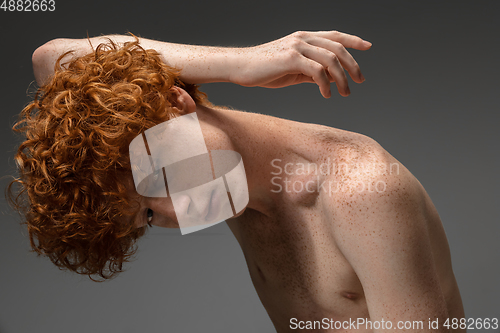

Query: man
left=10, top=30, right=464, bottom=332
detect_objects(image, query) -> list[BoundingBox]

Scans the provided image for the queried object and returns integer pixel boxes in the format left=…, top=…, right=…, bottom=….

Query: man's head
left=8, top=37, right=209, bottom=281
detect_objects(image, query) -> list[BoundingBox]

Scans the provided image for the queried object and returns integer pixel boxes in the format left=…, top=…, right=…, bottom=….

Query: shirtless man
left=14, top=30, right=464, bottom=332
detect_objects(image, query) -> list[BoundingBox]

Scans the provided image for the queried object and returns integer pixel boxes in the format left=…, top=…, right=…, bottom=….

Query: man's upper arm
left=328, top=150, right=450, bottom=331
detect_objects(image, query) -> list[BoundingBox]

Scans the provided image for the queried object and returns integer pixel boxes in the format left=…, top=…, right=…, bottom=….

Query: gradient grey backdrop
left=1, top=1, right=498, bottom=332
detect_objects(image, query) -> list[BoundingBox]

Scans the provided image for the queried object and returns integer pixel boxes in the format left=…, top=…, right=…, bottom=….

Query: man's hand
left=230, top=30, right=372, bottom=98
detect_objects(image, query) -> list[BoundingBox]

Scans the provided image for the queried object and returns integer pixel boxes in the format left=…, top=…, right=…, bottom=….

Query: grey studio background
left=0, top=1, right=498, bottom=332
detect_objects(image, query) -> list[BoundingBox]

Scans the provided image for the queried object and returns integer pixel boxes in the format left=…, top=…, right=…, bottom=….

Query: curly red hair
left=7, top=37, right=210, bottom=281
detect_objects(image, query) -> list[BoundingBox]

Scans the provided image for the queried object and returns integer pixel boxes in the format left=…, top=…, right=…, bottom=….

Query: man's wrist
left=167, top=45, right=243, bottom=85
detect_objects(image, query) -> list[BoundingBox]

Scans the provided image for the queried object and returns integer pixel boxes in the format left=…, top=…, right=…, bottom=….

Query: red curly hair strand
left=7, top=36, right=210, bottom=281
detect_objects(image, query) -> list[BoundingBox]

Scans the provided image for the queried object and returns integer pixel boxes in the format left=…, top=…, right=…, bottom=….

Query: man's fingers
left=306, top=37, right=364, bottom=83
left=314, top=30, right=372, bottom=50
left=301, top=47, right=350, bottom=96
left=299, top=58, right=332, bottom=98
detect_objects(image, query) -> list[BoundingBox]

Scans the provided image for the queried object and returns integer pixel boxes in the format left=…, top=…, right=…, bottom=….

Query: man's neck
left=195, top=105, right=322, bottom=218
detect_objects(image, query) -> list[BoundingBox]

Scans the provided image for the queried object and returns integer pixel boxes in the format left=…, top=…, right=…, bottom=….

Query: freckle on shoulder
left=311, top=125, right=386, bottom=158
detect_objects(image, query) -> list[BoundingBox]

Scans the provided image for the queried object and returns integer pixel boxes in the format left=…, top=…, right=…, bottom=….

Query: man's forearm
left=32, top=34, right=239, bottom=86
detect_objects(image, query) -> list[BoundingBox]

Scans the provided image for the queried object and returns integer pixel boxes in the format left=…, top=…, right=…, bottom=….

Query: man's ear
left=170, top=86, right=196, bottom=115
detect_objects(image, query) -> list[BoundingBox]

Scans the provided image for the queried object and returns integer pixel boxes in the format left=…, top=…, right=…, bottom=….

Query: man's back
left=226, top=112, right=464, bottom=332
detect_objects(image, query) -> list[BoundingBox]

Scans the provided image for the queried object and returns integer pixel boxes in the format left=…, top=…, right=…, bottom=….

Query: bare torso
left=225, top=116, right=464, bottom=332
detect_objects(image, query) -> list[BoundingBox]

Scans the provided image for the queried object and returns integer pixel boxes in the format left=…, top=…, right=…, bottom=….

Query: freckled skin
left=216, top=109, right=465, bottom=333
left=33, top=33, right=461, bottom=332
left=129, top=102, right=464, bottom=332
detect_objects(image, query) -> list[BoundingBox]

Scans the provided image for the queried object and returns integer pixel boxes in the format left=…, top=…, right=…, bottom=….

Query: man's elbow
left=32, top=39, right=60, bottom=86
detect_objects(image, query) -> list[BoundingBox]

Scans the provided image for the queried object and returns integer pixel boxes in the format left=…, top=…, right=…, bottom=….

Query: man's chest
left=227, top=204, right=369, bottom=317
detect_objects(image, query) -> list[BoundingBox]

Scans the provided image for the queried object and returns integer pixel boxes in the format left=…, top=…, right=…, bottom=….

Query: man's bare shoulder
left=313, top=126, right=426, bottom=222
left=315, top=129, right=455, bottom=322
left=310, top=125, right=391, bottom=164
